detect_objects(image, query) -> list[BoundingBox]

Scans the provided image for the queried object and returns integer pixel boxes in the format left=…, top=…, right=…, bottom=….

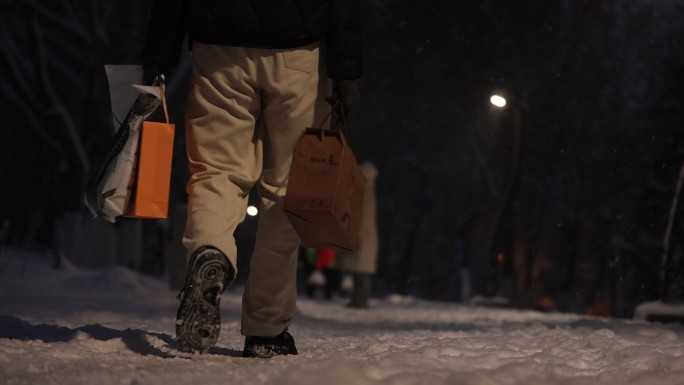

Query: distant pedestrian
left=306, top=248, right=340, bottom=299
left=334, top=162, right=378, bottom=308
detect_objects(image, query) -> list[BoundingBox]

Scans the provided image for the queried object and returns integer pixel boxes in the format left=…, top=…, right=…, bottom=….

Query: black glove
left=332, top=79, right=360, bottom=113
left=143, top=64, right=174, bottom=86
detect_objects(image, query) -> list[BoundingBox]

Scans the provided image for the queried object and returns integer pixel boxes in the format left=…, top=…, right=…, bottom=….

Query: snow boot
left=242, top=330, right=298, bottom=358
left=176, top=247, right=234, bottom=353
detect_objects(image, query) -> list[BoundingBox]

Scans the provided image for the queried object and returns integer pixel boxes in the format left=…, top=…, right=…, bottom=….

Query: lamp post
left=484, top=92, right=523, bottom=298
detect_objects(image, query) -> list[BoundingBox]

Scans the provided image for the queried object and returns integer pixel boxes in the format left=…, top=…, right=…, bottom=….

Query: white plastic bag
left=84, top=65, right=163, bottom=223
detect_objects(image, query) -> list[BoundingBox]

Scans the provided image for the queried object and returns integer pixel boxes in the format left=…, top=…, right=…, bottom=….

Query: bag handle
left=314, top=97, right=352, bottom=142
left=158, top=76, right=170, bottom=124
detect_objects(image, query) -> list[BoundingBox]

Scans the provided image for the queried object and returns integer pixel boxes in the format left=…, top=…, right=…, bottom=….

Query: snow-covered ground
left=2, top=250, right=684, bottom=385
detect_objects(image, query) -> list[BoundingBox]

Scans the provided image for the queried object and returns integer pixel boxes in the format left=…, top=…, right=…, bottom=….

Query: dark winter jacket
left=143, top=0, right=362, bottom=80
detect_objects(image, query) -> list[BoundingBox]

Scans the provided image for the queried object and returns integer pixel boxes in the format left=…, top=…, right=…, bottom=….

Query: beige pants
left=182, top=41, right=329, bottom=336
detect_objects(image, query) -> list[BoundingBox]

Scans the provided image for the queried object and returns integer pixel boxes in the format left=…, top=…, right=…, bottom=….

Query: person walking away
left=142, top=0, right=363, bottom=357
left=334, top=162, right=378, bottom=308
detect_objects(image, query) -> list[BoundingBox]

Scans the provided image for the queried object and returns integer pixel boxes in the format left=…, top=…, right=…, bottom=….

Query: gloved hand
left=143, top=64, right=174, bottom=86
left=332, top=79, right=360, bottom=114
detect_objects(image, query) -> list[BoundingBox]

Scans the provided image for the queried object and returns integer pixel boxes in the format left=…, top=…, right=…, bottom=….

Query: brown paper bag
left=284, top=126, right=365, bottom=251
left=124, top=84, right=175, bottom=219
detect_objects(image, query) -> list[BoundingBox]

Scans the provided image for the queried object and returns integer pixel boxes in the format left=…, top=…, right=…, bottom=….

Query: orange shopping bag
left=124, top=83, right=175, bottom=219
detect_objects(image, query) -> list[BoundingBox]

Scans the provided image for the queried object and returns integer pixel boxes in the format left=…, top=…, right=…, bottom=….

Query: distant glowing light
left=247, top=206, right=259, bottom=216
left=490, top=94, right=507, bottom=108
left=496, top=252, right=506, bottom=264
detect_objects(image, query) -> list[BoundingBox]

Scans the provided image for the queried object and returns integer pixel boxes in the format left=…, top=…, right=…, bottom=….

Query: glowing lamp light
left=246, top=205, right=259, bottom=216
left=490, top=94, right=507, bottom=108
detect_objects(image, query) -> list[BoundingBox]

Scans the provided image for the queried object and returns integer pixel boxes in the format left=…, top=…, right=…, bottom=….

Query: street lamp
left=246, top=205, right=259, bottom=217
left=484, top=91, right=523, bottom=300
left=490, top=94, right=507, bottom=108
